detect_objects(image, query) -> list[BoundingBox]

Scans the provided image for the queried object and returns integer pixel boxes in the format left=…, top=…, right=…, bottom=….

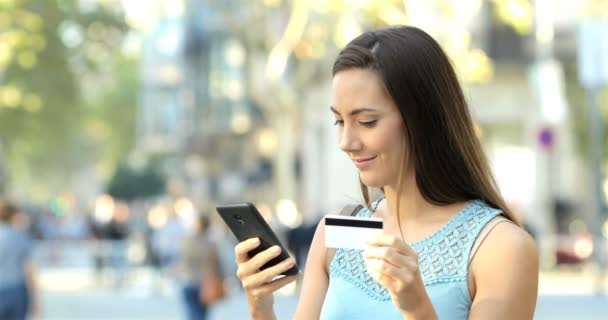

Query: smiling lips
left=352, top=156, right=377, bottom=169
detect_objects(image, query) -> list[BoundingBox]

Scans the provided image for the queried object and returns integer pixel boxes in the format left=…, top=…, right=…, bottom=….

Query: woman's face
left=331, top=68, right=408, bottom=188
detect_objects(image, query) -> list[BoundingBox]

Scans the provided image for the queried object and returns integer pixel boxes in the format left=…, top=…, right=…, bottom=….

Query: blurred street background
left=1, top=0, right=608, bottom=319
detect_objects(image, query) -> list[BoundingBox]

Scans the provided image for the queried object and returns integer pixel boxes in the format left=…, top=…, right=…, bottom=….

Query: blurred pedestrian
left=0, top=198, right=40, bottom=320
left=177, top=215, right=225, bottom=320
left=105, top=214, right=129, bottom=288
left=152, top=212, right=185, bottom=273
left=232, top=26, right=538, bottom=320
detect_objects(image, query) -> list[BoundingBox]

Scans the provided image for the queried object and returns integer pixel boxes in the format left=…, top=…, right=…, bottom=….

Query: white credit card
left=325, top=215, right=383, bottom=250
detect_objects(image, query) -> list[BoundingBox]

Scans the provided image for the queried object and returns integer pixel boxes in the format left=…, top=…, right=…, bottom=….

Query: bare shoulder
left=469, top=220, right=539, bottom=319
left=312, top=210, right=336, bottom=238
left=478, top=221, right=537, bottom=262
left=309, top=209, right=338, bottom=260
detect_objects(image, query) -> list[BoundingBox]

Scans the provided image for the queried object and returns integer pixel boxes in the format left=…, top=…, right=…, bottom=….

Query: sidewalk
left=42, top=287, right=608, bottom=320
left=539, top=269, right=608, bottom=295
left=39, top=267, right=608, bottom=319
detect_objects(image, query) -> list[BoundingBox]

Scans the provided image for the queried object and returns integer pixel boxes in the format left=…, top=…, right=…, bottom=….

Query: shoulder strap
left=324, top=204, right=363, bottom=274
left=339, top=203, right=364, bottom=216
left=468, top=215, right=512, bottom=265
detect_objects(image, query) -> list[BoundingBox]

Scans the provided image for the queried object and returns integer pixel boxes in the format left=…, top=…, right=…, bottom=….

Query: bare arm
left=293, top=219, right=330, bottom=320
left=469, top=223, right=539, bottom=319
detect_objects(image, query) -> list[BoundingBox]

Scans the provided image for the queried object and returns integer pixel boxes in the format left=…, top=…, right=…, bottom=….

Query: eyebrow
left=330, top=106, right=378, bottom=116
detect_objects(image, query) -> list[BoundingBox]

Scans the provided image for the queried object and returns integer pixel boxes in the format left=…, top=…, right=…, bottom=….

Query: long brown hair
left=333, top=26, right=516, bottom=224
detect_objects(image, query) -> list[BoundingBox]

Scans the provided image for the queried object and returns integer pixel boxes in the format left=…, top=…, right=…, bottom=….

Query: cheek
left=379, top=139, right=405, bottom=167
left=374, top=124, right=406, bottom=160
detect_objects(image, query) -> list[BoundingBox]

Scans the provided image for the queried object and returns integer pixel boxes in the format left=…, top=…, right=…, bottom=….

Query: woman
left=234, top=26, right=538, bottom=319
left=0, top=198, right=39, bottom=320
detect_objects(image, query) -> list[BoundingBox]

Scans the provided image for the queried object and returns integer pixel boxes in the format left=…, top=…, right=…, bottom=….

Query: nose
left=338, top=124, right=361, bottom=153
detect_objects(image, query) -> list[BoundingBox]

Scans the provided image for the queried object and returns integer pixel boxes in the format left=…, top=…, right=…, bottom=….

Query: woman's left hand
left=363, top=234, right=437, bottom=319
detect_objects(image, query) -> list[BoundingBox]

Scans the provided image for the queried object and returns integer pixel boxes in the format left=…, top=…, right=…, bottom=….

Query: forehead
left=332, top=68, right=392, bottom=112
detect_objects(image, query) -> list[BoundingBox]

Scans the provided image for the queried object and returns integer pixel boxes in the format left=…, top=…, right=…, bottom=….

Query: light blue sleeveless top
left=320, top=198, right=503, bottom=320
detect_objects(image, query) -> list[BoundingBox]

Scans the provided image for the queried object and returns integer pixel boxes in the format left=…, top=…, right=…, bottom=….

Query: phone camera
left=234, top=214, right=245, bottom=224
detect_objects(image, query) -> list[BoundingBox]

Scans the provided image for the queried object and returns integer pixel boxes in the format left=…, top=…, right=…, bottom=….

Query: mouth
left=352, top=156, right=377, bottom=169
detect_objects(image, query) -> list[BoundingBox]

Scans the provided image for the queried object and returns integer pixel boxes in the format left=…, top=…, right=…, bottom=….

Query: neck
left=382, top=173, right=435, bottom=222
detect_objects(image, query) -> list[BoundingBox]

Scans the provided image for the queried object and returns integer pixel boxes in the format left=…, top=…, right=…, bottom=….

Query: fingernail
left=272, top=246, right=281, bottom=253
left=250, top=238, right=260, bottom=244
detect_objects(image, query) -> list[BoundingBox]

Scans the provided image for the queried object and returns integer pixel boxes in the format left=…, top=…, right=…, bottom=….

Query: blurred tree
left=0, top=0, right=136, bottom=200
left=83, top=58, right=138, bottom=180
left=107, top=162, right=166, bottom=201
left=564, top=62, right=608, bottom=162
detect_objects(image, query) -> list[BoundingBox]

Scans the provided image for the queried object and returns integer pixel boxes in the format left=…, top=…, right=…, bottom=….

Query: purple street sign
left=539, top=127, right=555, bottom=149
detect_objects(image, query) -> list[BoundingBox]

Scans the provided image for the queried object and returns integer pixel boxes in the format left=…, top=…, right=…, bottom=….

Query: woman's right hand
left=235, top=238, right=299, bottom=316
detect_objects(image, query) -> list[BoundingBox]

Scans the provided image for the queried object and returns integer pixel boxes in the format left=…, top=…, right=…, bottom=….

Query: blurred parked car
left=555, top=231, right=594, bottom=265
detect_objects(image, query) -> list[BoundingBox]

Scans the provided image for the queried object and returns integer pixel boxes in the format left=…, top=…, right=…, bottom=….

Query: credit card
left=324, top=215, right=383, bottom=250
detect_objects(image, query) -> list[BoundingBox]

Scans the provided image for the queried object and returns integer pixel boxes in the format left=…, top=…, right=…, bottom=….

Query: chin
left=358, top=172, right=386, bottom=188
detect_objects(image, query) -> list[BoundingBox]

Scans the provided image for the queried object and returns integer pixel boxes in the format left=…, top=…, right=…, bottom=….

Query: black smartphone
left=216, top=202, right=299, bottom=276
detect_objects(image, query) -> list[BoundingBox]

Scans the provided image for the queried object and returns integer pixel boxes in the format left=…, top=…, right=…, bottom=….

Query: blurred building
left=135, top=0, right=272, bottom=209
left=137, top=7, right=184, bottom=154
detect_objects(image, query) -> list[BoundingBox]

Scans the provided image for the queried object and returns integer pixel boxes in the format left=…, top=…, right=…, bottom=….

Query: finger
left=362, top=246, right=411, bottom=268
left=366, top=234, right=415, bottom=256
left=235, top=238, right=261, bottom=263
left=251, top=274, right=299, bottom=297
left=256, top=256, right=297, bottom=284
left=263, top=274, right=300, bottom=293
left=365, top=257, right=410, bottom=285
left=244, top=246, right=281, bottom=273
left=237, top=245, right=282, bottom=280
left=242, top=257, right=296, bottom=289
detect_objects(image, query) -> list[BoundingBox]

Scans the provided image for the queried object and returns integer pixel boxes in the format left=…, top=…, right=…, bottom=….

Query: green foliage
left=563, top=62, right=608, bottom=161
left=0, top=0, right=137, bottom=199
left=107, top=163, right=166, bottom=201
left=83, top=58, right=138, bottom=179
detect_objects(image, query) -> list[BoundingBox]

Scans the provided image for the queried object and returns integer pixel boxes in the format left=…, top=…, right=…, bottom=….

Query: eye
left=333, top=119, right=344, bottom=126
left=360, top=120, right=377, bottom=127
